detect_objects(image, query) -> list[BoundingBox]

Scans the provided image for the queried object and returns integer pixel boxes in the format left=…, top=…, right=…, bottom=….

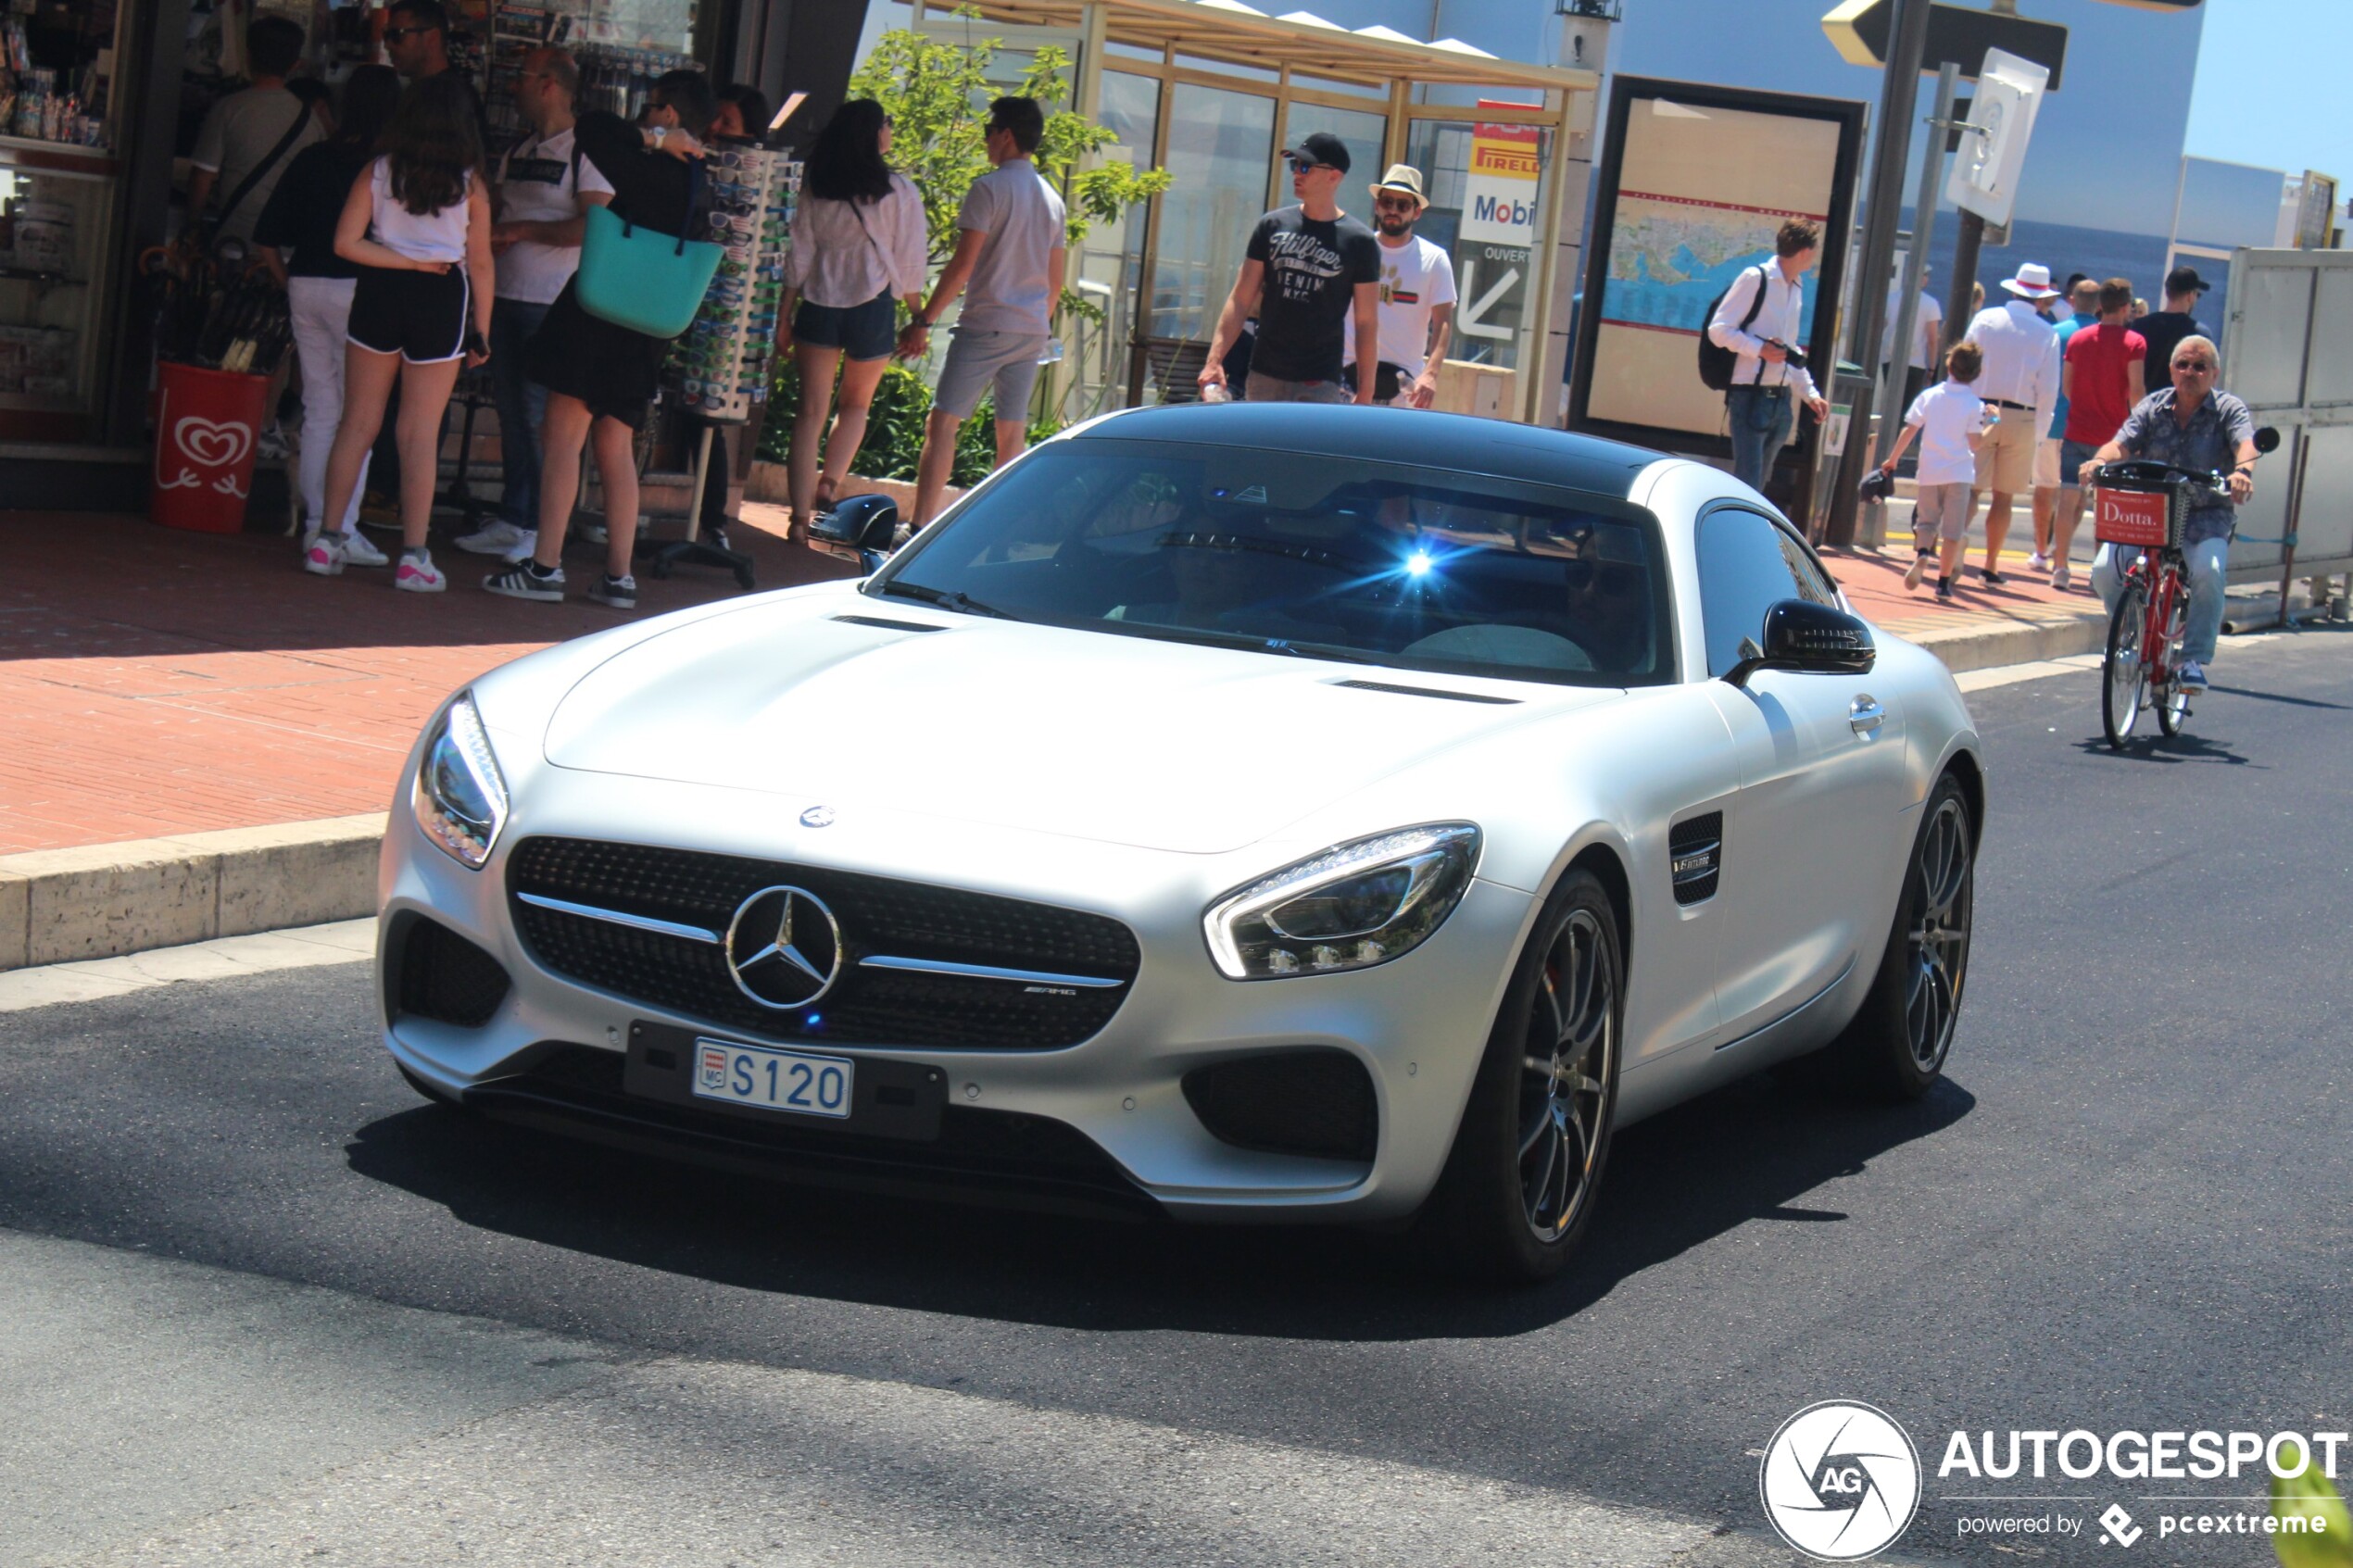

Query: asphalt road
left=4, top=627, right=2349, bottom=1567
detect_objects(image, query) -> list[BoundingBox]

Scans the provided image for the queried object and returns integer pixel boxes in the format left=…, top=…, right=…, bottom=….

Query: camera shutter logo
left=1758, top=1400, right=1922, bottom=1561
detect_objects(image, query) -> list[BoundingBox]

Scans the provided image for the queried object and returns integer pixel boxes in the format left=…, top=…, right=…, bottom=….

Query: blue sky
left=2183, top=0, right=2353, bottom=182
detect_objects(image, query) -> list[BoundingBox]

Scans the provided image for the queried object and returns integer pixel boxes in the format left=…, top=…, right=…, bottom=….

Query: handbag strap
left=614, top=144, right=703, bottom=257
left=213, top=102, right=311, bottom=238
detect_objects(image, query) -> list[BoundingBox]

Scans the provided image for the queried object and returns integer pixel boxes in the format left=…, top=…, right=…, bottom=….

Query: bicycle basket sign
left=2095, top=487, right=2171, bottom=548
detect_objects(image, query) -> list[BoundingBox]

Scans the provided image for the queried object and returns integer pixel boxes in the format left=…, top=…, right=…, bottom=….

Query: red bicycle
left=2092, top=460, right=2212, bottom=748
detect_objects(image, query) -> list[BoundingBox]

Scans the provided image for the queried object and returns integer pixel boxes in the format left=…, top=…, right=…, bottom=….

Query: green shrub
left=757, top=358, right=1061, bottom=490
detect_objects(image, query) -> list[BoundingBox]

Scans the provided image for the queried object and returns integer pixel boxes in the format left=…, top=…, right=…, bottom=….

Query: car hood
left=542, top=590, right=1619, bottom=854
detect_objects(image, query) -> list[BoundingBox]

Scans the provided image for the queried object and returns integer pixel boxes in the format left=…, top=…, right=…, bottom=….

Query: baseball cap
left=1282, top=132, right=1350, bottom=174
left=2165, top=265, right=2210, bottom=295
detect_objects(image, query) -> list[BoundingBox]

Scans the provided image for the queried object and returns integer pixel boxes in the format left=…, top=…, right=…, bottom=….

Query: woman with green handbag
left=780, top=99, right=928, bottom=536
left=484, top=69, right=718, bottom=611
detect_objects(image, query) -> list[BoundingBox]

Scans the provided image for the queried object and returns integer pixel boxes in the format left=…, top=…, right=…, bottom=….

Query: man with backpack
left=1705, top=220, right=1829, bottom=492
left=185, top=17, right=321, bottom=250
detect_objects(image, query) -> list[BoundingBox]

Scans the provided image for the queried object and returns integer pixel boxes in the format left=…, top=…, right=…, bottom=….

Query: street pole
left=1942, top=209, right=1986, bottom=358
left=1877, top=60, right=1958, bottom=467
left=1823, top=0, right=1933, bottom=549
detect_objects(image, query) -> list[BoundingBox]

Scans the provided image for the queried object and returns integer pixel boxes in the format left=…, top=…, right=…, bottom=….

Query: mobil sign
left=1460, top=120, right=1541, bottom=245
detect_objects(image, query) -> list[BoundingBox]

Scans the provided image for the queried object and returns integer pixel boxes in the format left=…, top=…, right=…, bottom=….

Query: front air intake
left=1182, top=1050, right=1378, bottom=1163
left=390, top=914, right=511, bottom=1027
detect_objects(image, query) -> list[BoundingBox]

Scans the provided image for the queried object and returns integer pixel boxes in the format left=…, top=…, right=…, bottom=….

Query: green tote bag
left=574, top=169, right=724, bottom=340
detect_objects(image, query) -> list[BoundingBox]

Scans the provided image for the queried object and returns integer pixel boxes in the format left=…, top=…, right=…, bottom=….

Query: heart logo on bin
left=173, top=416, right=251, bottom=470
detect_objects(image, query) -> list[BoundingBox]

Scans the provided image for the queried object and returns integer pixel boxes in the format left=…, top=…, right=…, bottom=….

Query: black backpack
left=1697, top=265, right=1770, bottom=393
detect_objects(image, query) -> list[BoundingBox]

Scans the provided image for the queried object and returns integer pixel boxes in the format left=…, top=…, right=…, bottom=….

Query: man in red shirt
left=2050, top=278, right=2147, bottom=590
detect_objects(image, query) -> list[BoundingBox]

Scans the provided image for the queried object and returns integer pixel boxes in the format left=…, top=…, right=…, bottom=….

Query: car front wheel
left=1418, top=867, right=1622, bottom=1284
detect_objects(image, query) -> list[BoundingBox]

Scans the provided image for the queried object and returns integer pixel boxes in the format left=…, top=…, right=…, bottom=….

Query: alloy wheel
left=1905, top=796, right=1973, bottom=1075
left=1517, top=908, right=1615, bottom=1242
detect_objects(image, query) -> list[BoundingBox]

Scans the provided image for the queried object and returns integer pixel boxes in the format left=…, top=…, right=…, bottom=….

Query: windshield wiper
left=874, top=580, right=1013, bottom=620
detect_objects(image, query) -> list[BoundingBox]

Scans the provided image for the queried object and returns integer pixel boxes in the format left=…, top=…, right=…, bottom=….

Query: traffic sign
left=1823, top=0, right=2068, bottom=90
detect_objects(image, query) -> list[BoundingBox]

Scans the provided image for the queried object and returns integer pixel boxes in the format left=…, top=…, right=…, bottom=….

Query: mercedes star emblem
left=799, top=805, right=836, bottom=828
left=723, top=885, right=844, bottom=1010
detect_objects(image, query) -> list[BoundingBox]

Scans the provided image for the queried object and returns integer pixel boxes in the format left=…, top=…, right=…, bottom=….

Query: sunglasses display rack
left=662, top=149, right=799, bottom=426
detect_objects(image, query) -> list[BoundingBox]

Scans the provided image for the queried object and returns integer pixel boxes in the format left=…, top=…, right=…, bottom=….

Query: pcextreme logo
left=1759, top=1400, right=1924, bottom=1561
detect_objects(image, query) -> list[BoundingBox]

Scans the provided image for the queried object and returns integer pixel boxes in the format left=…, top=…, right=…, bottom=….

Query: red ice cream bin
left=151, top=360, right=271, bottom=533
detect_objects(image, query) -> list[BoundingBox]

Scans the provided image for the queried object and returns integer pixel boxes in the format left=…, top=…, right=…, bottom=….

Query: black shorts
left=347, top=266, right=471, bottom=364
left=526, top=281, right=667, bottom=427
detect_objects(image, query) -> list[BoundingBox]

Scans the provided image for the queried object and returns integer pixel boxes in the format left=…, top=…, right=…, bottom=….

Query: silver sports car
left=382, top=405, right=1983, bottom=1280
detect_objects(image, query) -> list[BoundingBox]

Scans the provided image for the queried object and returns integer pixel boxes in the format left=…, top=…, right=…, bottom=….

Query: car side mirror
left=1723, top=598, right=1876, bottom=687
left=807, top=493, right=900, bottom=572
left=2254, top=426, right=2281, bottom=455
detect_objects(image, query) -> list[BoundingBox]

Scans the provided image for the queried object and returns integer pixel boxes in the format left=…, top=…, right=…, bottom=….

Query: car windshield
left=872, top=438, right=1673, bottom=687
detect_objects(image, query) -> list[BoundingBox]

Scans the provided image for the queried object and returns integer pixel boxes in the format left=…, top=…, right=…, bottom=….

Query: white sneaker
left=335, top=528, right=389, bottom=568
left=2049, top=562, right=2071, bottom=592
left=499, top=529, right=539, bottom=564
left=395, top=552, right=447, bottom=593
left=455, top=519, right=529, bottom=556
left=578, top=520, right=609, bottom=546
left=2024, top=551, right=2051, bottom=572
left=301, top=530, right=344, bottom=576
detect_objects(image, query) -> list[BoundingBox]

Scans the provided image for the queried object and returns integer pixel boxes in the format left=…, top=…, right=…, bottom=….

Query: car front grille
left=506, top=836, right=1140, bottom=1049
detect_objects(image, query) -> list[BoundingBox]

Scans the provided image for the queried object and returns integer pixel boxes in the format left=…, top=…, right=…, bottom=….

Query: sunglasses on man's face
left=383, top=24, right=434, bottom=41
left=2173, top=358, right=2214, bottom=372
left=1374, top=196, right=1417, bottom=213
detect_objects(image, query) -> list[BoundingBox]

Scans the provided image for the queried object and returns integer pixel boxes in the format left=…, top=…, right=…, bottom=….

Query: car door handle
left=1848, top=695, right=1886, bottom=735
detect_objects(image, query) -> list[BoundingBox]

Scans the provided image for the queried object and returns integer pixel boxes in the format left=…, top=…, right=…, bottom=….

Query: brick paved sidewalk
left=1824, top=538, right=2108, bottom=646
left=0, top=505, right=2108, bottom=858
left=0, top=507, right=853, bottom=855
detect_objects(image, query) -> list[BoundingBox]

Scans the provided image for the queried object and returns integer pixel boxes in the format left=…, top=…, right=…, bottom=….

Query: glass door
left=1134, top=81, right=1274, bottom=404
left=1066, top=69, right=1158, bottom=424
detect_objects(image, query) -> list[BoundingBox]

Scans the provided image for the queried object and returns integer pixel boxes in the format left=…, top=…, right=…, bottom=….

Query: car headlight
left=1204, top=823, right=1480, bottom=980
left=412, top=692, right=509, bottom=870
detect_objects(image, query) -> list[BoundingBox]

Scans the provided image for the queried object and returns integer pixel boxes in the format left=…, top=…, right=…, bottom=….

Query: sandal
left=812, top=475, right=839, bottom=517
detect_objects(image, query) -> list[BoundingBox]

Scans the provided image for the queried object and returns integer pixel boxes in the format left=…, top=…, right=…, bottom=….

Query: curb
left=0, top=815, right=384, bottom=974
left=0, top=605, right=2113, bottom=979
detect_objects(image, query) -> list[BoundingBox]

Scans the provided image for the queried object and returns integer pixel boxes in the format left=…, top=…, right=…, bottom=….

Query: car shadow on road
left=346, top=1066, right=1975, bottom=1342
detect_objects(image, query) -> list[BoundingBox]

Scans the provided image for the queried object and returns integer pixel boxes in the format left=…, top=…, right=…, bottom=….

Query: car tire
left=1820, top=771, right=1974, bottom=1101
left=1416, top=867, right=1622, bottom=1284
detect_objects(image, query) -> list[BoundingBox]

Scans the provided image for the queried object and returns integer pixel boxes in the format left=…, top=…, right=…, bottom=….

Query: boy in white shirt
left=1877, top=341, right=1988, bottom=602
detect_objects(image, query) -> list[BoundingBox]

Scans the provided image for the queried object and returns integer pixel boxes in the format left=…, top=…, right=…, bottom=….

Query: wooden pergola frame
left=914, top=0, right=1598, bottom=425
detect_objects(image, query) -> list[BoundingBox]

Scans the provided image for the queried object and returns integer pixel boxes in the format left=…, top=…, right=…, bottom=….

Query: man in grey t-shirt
left=187, top=16, right=321, bottom=245
left=900, top=95, right=1067, bottom=527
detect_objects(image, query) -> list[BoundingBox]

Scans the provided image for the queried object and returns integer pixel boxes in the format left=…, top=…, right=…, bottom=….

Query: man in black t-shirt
left=1200, top=132, right=1380, bottom=405
left=2135, top=266, right=2211, bottom=408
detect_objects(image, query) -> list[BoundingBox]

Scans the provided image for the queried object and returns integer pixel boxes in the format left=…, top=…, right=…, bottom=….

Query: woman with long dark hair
left=781, top=97, right=925, bottom=531
left=255, top=63, right=401, bottom=562
left=313, top=72, right=493, bottom=590
left=482, top=69, right=718, bottom=610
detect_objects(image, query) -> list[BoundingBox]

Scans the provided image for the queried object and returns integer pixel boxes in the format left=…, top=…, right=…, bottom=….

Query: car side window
left=1773, top=526, right=1840, bottom=607
left=1696, top=508, right=1805, bottom=677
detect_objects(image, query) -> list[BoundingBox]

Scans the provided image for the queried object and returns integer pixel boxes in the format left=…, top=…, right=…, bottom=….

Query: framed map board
left=1568, top=79, right=1866, bottom=472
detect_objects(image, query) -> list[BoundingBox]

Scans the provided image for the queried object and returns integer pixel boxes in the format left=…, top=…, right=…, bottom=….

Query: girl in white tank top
left=314, top=73, right=494, bottom=593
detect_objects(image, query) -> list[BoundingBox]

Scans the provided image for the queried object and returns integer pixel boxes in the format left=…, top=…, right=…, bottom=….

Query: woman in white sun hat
left=1958, top=261, right=2065, bottom=585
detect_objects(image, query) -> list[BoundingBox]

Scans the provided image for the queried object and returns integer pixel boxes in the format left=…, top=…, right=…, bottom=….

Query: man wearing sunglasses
left=2079, top=334, right=2258, bottom=694
left=1200, top=132, right=1380, bottom=406
left=1341, top=165, right=1455, bottom=408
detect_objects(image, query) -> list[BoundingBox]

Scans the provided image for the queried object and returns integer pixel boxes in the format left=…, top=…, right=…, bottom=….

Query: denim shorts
left=2060, top=438, right=2104, bottom=487
left=792, top=289, right=896, bottom=361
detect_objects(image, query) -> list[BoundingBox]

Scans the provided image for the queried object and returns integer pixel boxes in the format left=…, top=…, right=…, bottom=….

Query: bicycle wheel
left=2102, top=579, right=2148, bottom=749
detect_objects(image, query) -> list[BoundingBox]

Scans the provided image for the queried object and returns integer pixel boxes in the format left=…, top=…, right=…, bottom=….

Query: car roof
left=1073, top=405, right=1666, bottom=503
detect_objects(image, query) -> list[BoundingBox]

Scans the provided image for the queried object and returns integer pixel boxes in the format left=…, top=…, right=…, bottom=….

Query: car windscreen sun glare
left=413, top=693, right=509, bottom=870
left=1205, top=824, right=1480, bottom=980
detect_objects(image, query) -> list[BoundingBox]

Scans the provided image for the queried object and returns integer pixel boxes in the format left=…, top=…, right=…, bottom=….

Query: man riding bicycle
left=2078, top=334, right=2257, bottom=694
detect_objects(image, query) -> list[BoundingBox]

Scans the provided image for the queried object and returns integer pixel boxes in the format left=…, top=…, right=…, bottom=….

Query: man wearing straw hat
left=1341, top=164, right=1456, bottom=408
left=1958, top=261, right=2065, bottom=585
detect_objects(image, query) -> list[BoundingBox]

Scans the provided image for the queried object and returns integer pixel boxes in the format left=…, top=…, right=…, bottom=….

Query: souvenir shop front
left=0, top=0, right=859, bottom=510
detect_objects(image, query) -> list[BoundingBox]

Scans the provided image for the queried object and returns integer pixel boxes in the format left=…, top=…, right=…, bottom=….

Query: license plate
left=691, top=1038, right=853, bottom=1120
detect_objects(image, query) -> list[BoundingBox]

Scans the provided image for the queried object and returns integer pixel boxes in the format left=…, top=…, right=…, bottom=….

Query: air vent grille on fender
left=1668, top=811, right=1723, bottom=906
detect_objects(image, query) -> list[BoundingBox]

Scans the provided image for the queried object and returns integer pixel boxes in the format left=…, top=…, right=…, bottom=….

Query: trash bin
left=151, top=360, right=270, bottom=533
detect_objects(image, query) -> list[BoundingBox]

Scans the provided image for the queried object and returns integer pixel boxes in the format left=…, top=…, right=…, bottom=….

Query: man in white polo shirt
left=1959, top=261, right=2063, bottom=584
left=900, top=94, right=1067, bottom=529
left=1341, top=164, right=1455, bottom=408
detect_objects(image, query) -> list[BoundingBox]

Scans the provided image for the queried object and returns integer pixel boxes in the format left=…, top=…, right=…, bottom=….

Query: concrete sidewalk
left=4, top=502, right=2116, bottom=972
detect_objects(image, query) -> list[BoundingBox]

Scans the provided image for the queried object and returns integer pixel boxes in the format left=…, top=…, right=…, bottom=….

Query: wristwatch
left=650, top=126, right=667, bottom=149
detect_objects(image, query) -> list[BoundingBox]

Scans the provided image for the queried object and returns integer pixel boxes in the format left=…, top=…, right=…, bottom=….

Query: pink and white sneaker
left=302, top=531, right=345, bottom=577
left=394, top=551, right=447, bottom=593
